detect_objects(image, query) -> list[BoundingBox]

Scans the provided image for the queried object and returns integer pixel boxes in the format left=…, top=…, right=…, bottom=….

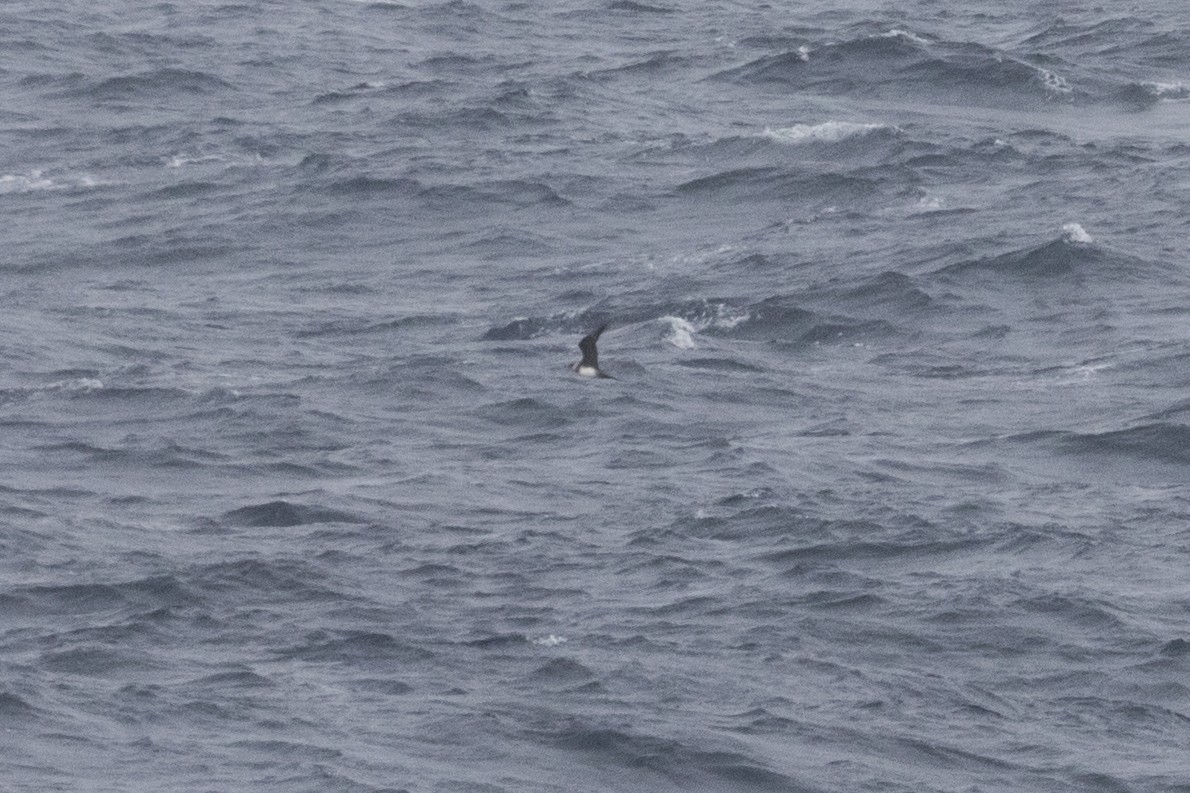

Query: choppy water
left=3, top=2, right=1190, bottom=791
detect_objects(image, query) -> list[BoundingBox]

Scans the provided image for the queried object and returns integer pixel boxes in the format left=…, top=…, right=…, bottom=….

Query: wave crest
left=763, top=120, right=899, bottom=145
left=716, top=30, right=1077, bottom=107
left=1063, top=423, right=1190, bottom=464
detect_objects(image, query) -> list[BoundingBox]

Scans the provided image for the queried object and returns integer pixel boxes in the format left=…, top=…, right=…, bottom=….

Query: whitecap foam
left=48, top=378, right=104, bottom=393
left=1, top=170, right=103, bottom=193
left=1144, top=81, right=1189, bottom=100
left=1061, top=222, right=1093, bottom=244
left=0, top=170, right=57, bottom=194
left=167, top=150, right=268, bottom=169
left=532, top=634, right=567, bottom=646
left=659, top=302, right=749, bottom=349
left=167, top=153, right=223, bottom=168
left=695, top=301, right=749, bottom=332
left=763, top=121, right=897, bottom=145
left=660, top=316, right=698, bottom=349
left=880, top=29, right=929, bottom=45
left=1038, top=68, right=1072, bottom=96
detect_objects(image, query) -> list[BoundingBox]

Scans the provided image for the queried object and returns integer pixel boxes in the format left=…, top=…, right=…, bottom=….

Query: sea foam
left=1062, top=222, right=1093, bottom=244
left=763, top=121, right=897, bottom=144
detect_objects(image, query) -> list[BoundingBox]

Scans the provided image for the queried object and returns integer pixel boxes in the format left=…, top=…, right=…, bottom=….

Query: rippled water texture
left=2, top=1, right=1189, bottom=791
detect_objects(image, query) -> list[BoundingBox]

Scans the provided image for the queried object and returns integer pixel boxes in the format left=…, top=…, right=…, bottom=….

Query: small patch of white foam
left=167, top=151, right=266, bottom=169
left=49, top=378, right=104, bottom=393
left=1062, top=222, right=1093, bottom=244
left=0, top=170, right=57, bottom=194
left=1048, top=359, right=1113, bottom=385
left=167, top=153, right=217, bottom=168
left=1038, top=68, right=1072, bottom=96
left=1144, top=81, right=1189, bottom=99
left=660, top=316, right=698, bottom=349
left=658, top=302, right=749, bottom=349
left=763, top=121, right=896, bottom=145
left=881, top=29, right=928, bottom=45
left=532, top=634, right=567, bottom=647
left=1071, top=362, right=1111, bottom=378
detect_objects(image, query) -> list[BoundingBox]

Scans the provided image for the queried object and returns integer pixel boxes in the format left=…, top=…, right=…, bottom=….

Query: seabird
left=572, top=323, right=613, bottom=378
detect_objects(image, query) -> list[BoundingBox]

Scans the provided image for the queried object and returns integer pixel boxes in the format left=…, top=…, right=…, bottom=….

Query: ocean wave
left=475, top=397, right=573, bottom=430
left=33, top=439, right=228, bottom=469
left=895, top=41, right=1075, bottom=101
left=1114, top=80, right=1190, bottom=109
left=674, top=357, right=765, bottom=373
left=40, top=646, right=157, bottom=676
left=482, top=289, right=904, bottom=354
left=185, top=669, right=275, bottom=689
left=1022, top=18, right=1190, bottom=82
left=8, top=574, right=192, bottom=616
left=715, top=296, right=897, bottom=346
left=588, top=50, right=691, bottom=79
left=1015, top=592, right=1125, bottom=629
left=482, top=315, right=557, bottom=340
left=310, top=81, right=387, bottom=105
left=378, top=78, right=451, bottom=97
left=423, top=179, right=570, bottom=210
left=674, top=166, right=886, bottom=206
left=325, top=175, right=421, bottom=196
left=801, top=271, right=934, bottom=318
left=1143, top=397, right=1190, bottom=422
left=0, top=692, right=36, bottom=721
left=320, top=173, right=569, bottom=213
left=465, top=633, right=530, bottom=649
left=608, top=0, right=675, bottom=13
left=186, top=557, right=343, bottom=604
left=273, top=630, right=433, bottom=663
left=150, top=180, right=224, bottom=200
left=481, top=296, right=751, bottom=347
left=400, top=105, right=514, bottom=130
left=761, top=532, right=982, bottom=568
left=986, top=423, right=1190, bottom=469
left=537, top=719, right=802, bottom=791
left=359, top=1, right=411, bottom=11
left=295, top=312, right=460, bottom=338
left=221, top=500, right=367, bottom=527
left=71, top=68, right=234, bottom=101
left=463, top=226, right=558, bottom=258
left=1061, top=422, right=1190, bottom=464
left=934, top=225, right=1160, bottom=281
left=716, top=30, right=1078, bottom=107
left=529, top=657, right=596, bottom=685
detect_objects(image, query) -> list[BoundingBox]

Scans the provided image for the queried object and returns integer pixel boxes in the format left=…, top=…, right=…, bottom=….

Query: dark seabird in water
left=572, top=323, right=613, bottom=378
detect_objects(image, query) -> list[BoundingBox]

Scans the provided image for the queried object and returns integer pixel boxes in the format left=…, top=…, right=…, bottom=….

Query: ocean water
left=2, top=1, right=1190, bottom=791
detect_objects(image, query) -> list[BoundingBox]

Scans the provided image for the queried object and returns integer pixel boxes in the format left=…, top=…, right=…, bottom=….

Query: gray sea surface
left=2, top=1, right=1190, bottom=791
